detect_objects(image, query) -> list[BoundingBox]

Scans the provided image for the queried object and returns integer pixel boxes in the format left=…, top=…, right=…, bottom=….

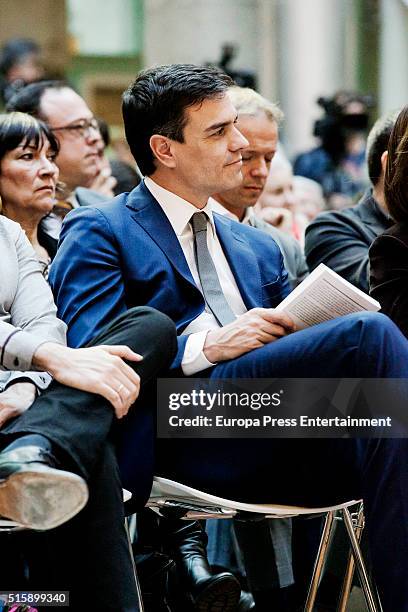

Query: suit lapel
left=126, top=183, right=263, bottom=308
left=214, top=214, right=262, bottom=309
left=126, top=182, right=197, bottom=288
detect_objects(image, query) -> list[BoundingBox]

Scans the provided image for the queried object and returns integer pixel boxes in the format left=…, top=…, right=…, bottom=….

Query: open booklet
left=275, top=263, right=380, bottom=330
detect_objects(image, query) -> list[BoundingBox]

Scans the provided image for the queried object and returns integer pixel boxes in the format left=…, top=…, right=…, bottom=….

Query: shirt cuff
left=3, top=371, right=52, bottom=392
left=1, top=329, right=48, bottom=372
left=182, top=330, right=216, bottom=376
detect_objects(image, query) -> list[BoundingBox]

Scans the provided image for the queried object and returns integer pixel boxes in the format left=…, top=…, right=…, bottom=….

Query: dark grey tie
left=190, top=212, right=236, bottom=326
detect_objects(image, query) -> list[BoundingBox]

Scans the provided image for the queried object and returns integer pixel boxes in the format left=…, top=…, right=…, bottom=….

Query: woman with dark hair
left=369, top=105, right=408, bottom=337
left=0, top=112, right=59, bottom=277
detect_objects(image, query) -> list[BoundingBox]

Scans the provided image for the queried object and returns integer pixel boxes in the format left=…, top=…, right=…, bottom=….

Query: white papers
left=276, top=263, right=380, bottom=329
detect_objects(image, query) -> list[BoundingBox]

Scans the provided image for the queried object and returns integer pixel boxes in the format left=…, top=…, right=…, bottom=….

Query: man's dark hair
left=384, top=105, right=408, bottom=222
left=366, top=111, right=398, bottom=186
left=122, top=64, right=234, bottom=176
left=6, top=80, right=69, bottom=121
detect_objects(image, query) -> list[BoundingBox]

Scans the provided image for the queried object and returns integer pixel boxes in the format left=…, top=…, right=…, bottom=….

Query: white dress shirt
left=144, top=177, right=247, bottom=374
left=210, top=197, right=254, bottom=225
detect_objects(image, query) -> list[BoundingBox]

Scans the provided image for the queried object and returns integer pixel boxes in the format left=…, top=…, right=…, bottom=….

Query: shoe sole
left=0, top=466, right=88, bottom=531
left=195, top=575, right=241, bottom=612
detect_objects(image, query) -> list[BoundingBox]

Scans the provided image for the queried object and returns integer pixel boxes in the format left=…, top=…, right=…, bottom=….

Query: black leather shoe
left=188, top=566, right=241, bottom=612
left=0, top=445, right=88, bottom=530
left=167, top=521, right=241, bottom=611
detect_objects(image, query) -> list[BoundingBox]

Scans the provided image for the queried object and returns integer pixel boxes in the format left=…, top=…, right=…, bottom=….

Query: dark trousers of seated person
left=0, top=306, right=177, bottom=612
left=148, top=313, right=408, bottom=612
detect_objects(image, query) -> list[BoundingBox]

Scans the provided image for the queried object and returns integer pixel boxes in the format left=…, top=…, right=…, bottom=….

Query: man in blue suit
left=51, top=64, right=408, bottom=611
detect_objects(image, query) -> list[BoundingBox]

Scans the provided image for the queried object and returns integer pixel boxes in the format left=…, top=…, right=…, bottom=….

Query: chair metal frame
left=0, top=481, right=382, bottom=611
left=146, top=476, right=382, bottom=612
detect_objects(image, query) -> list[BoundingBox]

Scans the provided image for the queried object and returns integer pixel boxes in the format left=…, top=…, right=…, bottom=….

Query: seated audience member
left=211, top=85, right=308, bottom=289
left=370, top=105, right=408, bottom=338
left=0, top=211, right=176, bottom=609
left=305, top=113, right=396, bottom=293
left=292, top=175, right=325, bottom=222
left=95, top=117, right=141, bottom=195
left=110, top=158, right=141, bottom=195
left=255, top=152, right=307, bottom=244
left=50, top=63, right=408, bottom=611
left=90, top=116, right=117, bottom=197
left=6, top=81, right=115, bottom=237
left=7, top=81, right=240, bottom=612
left=0, top=38, right=44, bottom=105
left=0, top=112, right=59, bottom=275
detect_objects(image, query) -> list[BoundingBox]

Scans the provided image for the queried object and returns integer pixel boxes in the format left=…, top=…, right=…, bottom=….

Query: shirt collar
left=209, top=197, right=254, bottom=225
left=145, top=176, right=215, bottom=236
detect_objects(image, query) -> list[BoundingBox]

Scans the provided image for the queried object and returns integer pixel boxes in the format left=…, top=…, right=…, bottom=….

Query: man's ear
left=381, top=150, right=388, bottom=175
left=150, top=135, right=176, bottom=169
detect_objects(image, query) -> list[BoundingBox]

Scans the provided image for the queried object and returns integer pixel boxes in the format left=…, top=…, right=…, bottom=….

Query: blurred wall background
left=0, top=0, right=407, bottom=155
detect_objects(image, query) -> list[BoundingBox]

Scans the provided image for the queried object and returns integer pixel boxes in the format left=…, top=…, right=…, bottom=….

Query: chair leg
left=125, top=516, right=145, bottom=612
left=337, top=503, right=364, bottom=612
left=304, top=511, right=336, bottom=612
left=341, top=508, right=382, bottom=612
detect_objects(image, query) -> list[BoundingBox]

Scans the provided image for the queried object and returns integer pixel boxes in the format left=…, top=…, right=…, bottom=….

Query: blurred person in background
left=92, top=116, right=117, bottom=197
left=0, top=112, right=59, bottom=276
left=292, top=176, right=325, bottom=222
left=255, top=152, right=313, bottom=244
left=94, top=117, right=140, bottom=196
left=305, top=112, right=396, bottom=293
left=0, top=38, right=44, bottom=106
left=110, top=158, right=140, bottom=195
left=294, top=91, right=372, bottom=209
left=6, top=81, right=116, bottom=238
left=370, top=105, right=408, bottom=337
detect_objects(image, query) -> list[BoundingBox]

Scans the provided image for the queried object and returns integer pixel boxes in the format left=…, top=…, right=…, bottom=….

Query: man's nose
left=85, top=126, right=101, bottom=144
left=230, top=125, right=249, bottom=151
left=251, top=158, right=269, bottom=178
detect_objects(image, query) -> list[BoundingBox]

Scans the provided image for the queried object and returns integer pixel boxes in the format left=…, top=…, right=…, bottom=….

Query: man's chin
left=237, top=189, right=261, bottom=207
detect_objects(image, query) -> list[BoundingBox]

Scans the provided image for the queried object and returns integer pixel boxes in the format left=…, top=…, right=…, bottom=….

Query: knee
left=346, top=311, right=399, bottom=336
left=128, top=306, right=177, bottom=355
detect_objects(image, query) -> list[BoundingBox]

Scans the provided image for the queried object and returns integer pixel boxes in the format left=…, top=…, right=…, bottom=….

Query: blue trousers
left=151, top=312, right=408, bottom=611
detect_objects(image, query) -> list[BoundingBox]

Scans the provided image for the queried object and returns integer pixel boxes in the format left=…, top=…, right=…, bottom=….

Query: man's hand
left=33, top=343, right=143, bottom=419
left=203, top=308, right=296, bottom=363
left=90, top=166, right=117, bottom=197
left=259, top=207, right=294, bottom=234
left=0, top=382, right=37, bottom=428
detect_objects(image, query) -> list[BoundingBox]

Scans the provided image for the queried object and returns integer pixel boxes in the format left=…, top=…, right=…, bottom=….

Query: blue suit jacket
left=50, top=181, right=290, bottom=369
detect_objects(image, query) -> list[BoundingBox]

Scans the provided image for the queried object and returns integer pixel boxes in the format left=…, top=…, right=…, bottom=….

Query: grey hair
left=228, top=86, right=284, bottom=125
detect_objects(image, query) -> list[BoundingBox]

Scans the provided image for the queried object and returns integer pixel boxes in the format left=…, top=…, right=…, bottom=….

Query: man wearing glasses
left=6, top=81, right=115, bottom=238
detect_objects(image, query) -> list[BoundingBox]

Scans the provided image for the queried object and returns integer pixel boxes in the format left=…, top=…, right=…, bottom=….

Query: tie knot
left=190, top=212, right=208, bottom=234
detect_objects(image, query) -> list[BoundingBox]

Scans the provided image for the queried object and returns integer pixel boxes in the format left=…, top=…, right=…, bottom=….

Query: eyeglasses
left=50, top=117, right=100, bottom=138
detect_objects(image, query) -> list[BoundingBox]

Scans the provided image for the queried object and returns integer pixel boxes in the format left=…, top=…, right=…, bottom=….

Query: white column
left=379, top=0, right=408, bottom=114
left=277, top=0, right=346, bottom=157
left=256, top=0, right=279, bottom=101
